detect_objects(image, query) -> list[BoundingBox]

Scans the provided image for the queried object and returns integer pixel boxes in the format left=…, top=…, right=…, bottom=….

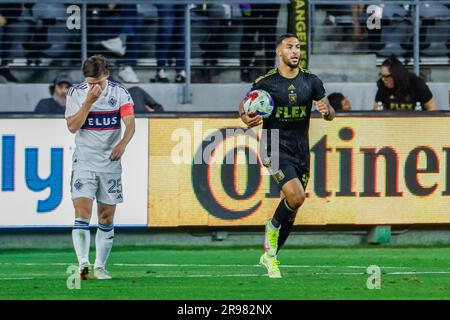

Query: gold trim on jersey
left=253, top=67, right=312, bottom=84
left=254, top=68, right=277, bottom=84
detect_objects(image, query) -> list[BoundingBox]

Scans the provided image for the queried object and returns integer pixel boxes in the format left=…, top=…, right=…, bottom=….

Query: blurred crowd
left=0, top=2, right=448, bottom=113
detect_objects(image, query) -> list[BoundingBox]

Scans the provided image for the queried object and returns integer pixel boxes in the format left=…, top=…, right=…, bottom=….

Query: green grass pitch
left=1, top=246, right=450, bottom=299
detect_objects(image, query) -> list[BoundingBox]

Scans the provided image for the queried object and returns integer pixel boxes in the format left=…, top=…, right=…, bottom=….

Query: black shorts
left=262, top=153, right=310, bottom=190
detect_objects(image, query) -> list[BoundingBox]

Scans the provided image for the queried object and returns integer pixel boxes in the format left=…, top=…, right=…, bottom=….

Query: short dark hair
left=276, top=33, right=299, bottom=47
left=327, top=92, right=345, bottom=111
left=82, top=55, right=109, bottom=78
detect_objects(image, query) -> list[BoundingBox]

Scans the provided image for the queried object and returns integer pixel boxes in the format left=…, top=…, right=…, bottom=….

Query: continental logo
left=191, top=128, right=263, bottom=220
left=149, top=118, right=450, bottom=226
left=274, top=106, right=307, bottom=120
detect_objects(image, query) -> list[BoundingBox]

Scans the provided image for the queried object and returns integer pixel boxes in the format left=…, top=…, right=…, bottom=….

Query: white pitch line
left=153, top=274, right=264, bottom=278
left=112, top=263, right=409, bottom=269
left=0, top=277, right=34, bottom=280
left=314, top=272, right=365, bottom=275
left=387, top=271, right=450, bottom=275
left=0, top=262, right=71, bottom=266
left=3, top=262, right=448, bottom=275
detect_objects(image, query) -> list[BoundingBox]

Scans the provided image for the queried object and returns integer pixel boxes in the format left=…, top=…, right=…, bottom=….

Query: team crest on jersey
left=288, top=84, right=296, bottom=103
left=289, top=93, right=297, bottom=103
left=74, top=179, right=83, bottom=191
left=108, top=96, right=118, bottom=108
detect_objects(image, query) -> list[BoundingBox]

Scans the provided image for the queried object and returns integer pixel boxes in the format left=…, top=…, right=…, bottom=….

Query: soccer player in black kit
left=238, top=34, right=335, bottom=278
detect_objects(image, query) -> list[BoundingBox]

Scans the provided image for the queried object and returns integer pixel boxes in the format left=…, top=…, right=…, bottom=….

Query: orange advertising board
left=148, top=117, right=450, bottom=226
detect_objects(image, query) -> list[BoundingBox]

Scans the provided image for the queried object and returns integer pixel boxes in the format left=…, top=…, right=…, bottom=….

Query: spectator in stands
left=150, top=4, right=186, bottom=83
left=321, top=4, right=365, bottom=41
left=239, top=3, right=280, bottom=82
left=327, top=92, right=352, bottom=112
left=108, top=75, right=163, bottom=113
left=34, top=73, right=73, bottom=114
left=128, top=87, right=164, bottom=113
left=373, top=56, right=436, bottom=111
left=351, top=5, right=365, bottom=41
left=89, top=3, right=142, bottom=83
left=0, top=3, right=21, bottom=82
left=193, top=3, right=230, bottom=67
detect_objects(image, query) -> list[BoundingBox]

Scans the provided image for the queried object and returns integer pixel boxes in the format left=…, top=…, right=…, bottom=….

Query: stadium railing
left=0, top=0, right=289, bottom=102
left=309, top=0, right=450, bottom=76
left=0, top=1, right=448, bottom=98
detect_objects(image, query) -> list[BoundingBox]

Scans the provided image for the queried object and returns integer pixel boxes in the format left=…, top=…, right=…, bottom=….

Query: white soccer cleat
left=260, top=253, right=282, bottom=278
left=94, top=267, right=112, bottom=280
left=118, top=66, right=139, bottom=83
left=101, top=37, right=126, bottom=56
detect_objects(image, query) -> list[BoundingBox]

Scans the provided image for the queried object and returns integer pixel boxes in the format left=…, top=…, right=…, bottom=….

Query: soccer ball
left=243, top=90, right=274, bottom=118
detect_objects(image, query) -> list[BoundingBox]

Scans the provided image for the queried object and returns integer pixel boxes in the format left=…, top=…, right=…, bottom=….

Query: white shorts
left=70, top=170, right=123, bottom=205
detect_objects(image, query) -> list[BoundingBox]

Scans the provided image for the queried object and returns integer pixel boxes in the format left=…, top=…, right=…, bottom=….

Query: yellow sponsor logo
left=274, top=106, right=307, bottom=119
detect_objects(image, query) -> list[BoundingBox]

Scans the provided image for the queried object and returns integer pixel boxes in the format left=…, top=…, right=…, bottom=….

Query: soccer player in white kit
left=65, top=55, right=135, bottom=280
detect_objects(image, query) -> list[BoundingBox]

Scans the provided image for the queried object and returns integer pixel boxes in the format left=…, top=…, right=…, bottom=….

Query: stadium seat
left=377, top=4, right=411, bottom=57
left=419, top=2, right=450, bottom=56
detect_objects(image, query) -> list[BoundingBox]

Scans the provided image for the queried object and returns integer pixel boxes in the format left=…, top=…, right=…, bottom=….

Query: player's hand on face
left=0, top=15, right=7, bottom=26
left=314, top=100, right=329, bottom=116
left=241, top=112, right=262, bottom=128
left=109, top=142, right=126, bottom=161
left=86, top=84, right=102, bottom=104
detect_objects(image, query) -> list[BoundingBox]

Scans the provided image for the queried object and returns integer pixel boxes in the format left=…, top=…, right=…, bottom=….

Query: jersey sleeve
left=119, top=87, right=135, bottom=118
left=311, top=75, right=326, bottom=101
left=65, top=87, right=81, bottom=119
left=412, top=75, right=433, bottom=104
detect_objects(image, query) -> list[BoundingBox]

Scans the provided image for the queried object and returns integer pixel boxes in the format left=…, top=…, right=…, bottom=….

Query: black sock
left=277, top=214, right=297, bottom=254
left=271, top=198, right=296, bottom=228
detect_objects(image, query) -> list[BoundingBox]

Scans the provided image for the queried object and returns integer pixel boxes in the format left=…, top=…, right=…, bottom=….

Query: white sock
left=94, top=224, right=114, bottom=269
left=72, top=218, right=91, bottom=266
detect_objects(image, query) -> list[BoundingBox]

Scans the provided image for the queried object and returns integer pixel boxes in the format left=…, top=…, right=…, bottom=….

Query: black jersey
left=251, top=68, right=326, bottom=160
left=375, top=73, right=433, bottom=111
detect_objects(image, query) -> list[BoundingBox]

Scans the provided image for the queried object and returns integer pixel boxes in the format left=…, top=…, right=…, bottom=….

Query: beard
left=282, top=56, right=299, bottom=69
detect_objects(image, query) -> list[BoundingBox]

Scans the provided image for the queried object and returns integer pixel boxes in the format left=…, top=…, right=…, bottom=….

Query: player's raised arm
left=109, top=115, right=135, bottom=161
left=66, top=84, right=102, bottom=133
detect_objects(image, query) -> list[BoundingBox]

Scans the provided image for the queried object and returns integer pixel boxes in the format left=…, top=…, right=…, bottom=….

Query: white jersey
left=65, top=80, right=134, bottom=173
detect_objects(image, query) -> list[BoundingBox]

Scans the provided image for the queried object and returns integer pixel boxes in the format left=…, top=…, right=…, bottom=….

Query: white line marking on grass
left=0, top=277, right=34, bottom=280
left=0, top=262, right=71, bottom=266
left=300, top=271, right=450, bottom=276
left=153, top=274, right=264, bottom=278
left=387, top=271, right=450, bottom=275
left=112, top=263, right=408, bottom=269
left=313, top=272, right=365, bottom=275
